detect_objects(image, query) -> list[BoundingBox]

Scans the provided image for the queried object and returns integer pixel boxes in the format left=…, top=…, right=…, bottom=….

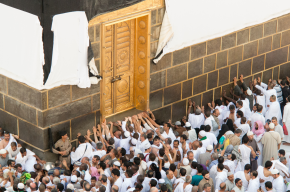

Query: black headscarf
left=217, top=124, right=229, bottom=141
left=226, top=119, right=234, bottom=132
left=150, top=163, right=161, bottom=180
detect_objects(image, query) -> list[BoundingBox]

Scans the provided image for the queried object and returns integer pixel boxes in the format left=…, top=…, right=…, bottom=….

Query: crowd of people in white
left=1, top=74, right=290, bottom=192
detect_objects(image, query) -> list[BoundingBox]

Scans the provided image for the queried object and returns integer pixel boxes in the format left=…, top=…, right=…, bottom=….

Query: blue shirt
left=191, top=175, right=203, bottom=186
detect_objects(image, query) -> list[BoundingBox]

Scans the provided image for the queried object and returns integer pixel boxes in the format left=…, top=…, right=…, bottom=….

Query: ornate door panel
left=114, top=20, right=135, bottom=113
left=101, top=13, right=150, bottom=118
left=103, top=25, right=114, bottom=115
left=102, top=20, right=135, bottom=116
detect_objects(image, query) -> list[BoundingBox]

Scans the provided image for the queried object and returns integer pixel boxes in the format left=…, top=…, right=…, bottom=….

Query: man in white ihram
left=71, top=135, right=93, bottom=165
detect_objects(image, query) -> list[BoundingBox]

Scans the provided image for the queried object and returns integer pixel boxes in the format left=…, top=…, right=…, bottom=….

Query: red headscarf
left=252, top=120, right=265, bottom=136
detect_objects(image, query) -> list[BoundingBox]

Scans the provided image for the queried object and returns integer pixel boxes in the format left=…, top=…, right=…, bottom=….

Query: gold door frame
left=100, top=11, right=151, bottom=119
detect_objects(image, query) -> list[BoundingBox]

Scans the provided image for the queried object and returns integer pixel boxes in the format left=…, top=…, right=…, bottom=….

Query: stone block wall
left=2, top=4, right=290, bottom=160
left=149, top=9, right=290, bottom=123
left=0, top=77, right=101, bottom=161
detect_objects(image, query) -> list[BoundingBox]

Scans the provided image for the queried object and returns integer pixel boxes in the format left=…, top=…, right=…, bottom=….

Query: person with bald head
left=30, top=182, right=37, bottom=192
left=164, top=170, right=174, bottom=191
left=218, top=182, right=226, bottom=192
left=111, top=185, right=118, bottom=192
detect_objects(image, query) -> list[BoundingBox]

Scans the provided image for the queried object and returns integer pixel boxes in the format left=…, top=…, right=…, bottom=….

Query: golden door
left=103, top=20, right=135, bottom=116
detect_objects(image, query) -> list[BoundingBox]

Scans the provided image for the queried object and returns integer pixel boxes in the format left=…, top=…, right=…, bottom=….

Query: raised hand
left=188, top=99, right=192, bottom=106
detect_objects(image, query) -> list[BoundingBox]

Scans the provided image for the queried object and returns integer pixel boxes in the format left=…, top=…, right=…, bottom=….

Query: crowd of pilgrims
left=2, top=75, right=290, bottom=192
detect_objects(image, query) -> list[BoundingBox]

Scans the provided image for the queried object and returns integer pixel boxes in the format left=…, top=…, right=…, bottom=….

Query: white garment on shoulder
left=70, top=143, right=93, bottom=164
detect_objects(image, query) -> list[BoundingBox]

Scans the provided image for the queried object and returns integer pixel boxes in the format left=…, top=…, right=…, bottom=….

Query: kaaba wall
left=0, top=0, right=144, bottom=81
left=148, top=10, right=290, bottom=123
left=1, top=0, right=290, bottom=160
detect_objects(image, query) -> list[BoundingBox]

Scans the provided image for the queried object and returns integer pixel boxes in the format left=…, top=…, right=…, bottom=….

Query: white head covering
left=144, top=143, right=151, bottom=150
left=183, top=158, right=189, bottom=166
left=0, top=149, right=6, bottom=155
left=247, top=89, right=252, bottom=96
left=71, top=175, right=77, bottom=182
left=199, top=130, right=206, bottom=137
left=269, top=123, right=275, bottom=129
left=124, top=131, right=130, bottom=138
left=185, top=122, right=191, bottom=127
left=131, top=138, right=137, bottom=145
left=206, top=145, right=213, bottom=151
left=159, top=179, right=165, bottom=184
left=247, top=131, right=254, bottom=136
left=271, top=169, right=279, bottom=174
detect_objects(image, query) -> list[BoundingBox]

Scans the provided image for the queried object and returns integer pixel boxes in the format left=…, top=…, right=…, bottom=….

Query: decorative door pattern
left=102, top=14, right=149, bottom=117
left=103, top=20, right=135, bottom=116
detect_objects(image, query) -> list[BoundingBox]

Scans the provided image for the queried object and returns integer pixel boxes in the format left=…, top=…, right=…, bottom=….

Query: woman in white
left=283, top=96, right=290, bottom=145
left=252, top=120, right=265, bottom=166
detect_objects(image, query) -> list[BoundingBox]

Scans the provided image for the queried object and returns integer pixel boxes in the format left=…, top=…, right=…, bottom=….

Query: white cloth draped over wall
left=0, top=4, right=91, bottom=90
left=154, top=0, right=290, bottom=63
left=0, top=3, right=45, bottom=90
left=44, top=11, right=91, bottom=89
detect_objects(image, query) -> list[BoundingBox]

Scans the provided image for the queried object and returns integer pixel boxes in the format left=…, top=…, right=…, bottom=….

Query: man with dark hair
left=191, top=165, right=203, bottom=186
left=198, top=170, right=214, bottom=192
left=232, top=178, right=244, bottom=192
left=248, top=103, right=265, bottom=129
left=0, top=131, right=19, bottom=150
left=56, top=183, right=64, bottom=192
left=235, top=110, right=244, bottom=128
left=52, top=131, right=71, bottom=166
left=234, top=164, right=251, bottom=191
left=257, top=161, right=273, bottom=192
left=247, top=171, right=259, bottom=192
left=71, top=135, right=92, bottom=165
left=120, top=169, right=133, bottom=192
left=16, top=147, right=45, bottom=172
left=112, top=169, right=122, bottom=189
left=215, top=164, right=227, bottom=190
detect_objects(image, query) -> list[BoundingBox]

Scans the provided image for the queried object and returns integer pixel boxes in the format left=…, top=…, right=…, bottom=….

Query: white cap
left=183, top=158, right=189, bottom=166
left=18, top=183, right=24, bottom=189
left=0, top=149, right=6, bottom=155
left=175, top=121, right=181, bottom=126
left=67, top=184, right=74, bottom=190
left=269, top=123, right=275, bottom=129
left=159, top=179, right=165, bottom=184
left=124, top=131, right=130, bottom=138
left=271, top=169, right=279, bottom=174
left=144, top=143, right=151, bottom=150
left=71, top=175, right=77, bottom=182
left=185, top=122, right=191, bottom=127
left=131, top=138, right=137, bottom=145
left=227, top=172, right=233, bottom=177
left=199, top=130, right=206, bottom=137
left=247, top=89, right=252, bottom=96
left=113, top=161, right=121, bottom=167
left=206, top=145, right=213, bottom=151
left=247, top=131, right=254, bottom=136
